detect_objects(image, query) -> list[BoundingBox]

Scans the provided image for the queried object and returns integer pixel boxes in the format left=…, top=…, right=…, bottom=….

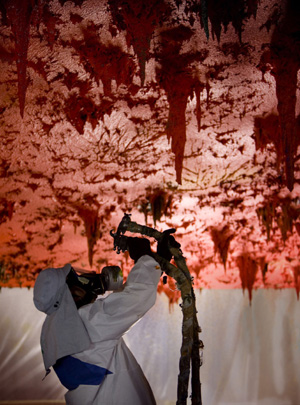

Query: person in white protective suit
left=34, top=236, right=172, bottom=405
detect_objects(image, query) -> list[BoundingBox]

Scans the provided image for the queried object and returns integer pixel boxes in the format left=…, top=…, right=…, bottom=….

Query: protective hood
left=34, top=263, right=71, bottom=315
left=33, top=264, right=91, bottom=371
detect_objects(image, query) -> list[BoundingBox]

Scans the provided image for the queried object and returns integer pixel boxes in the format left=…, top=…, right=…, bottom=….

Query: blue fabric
left=53, top=355, right=112, bottom=391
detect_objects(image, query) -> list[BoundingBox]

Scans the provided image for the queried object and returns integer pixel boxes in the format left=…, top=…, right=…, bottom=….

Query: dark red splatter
left=210, top=225, right=234, bottom=270
left=72, top=24, right=136, bottom=96
left=236, top=253, right=258, bottom=303
left=254, top=114, right=283, bottom=170
left=0, top=199, right=15, bottom=224
left=108, top=0, right=169, bottom=86
left=183, top=0, right=260, bottom=41
left=40, top=2, right=62, bottom=49
left=65, top=94, right=100, bottom=134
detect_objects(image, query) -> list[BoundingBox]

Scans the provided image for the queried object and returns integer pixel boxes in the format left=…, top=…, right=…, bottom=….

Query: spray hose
left=110, top=213, right=204, bottom=405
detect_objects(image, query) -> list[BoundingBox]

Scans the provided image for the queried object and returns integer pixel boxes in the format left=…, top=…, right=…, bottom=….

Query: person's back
left=64, top=254, right=160, bottom=405
left=33, top=236, right=171, bottom=404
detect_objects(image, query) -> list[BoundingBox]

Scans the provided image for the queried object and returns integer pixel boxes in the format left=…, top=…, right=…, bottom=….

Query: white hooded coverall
left=33, top=255, right=161, bottom=405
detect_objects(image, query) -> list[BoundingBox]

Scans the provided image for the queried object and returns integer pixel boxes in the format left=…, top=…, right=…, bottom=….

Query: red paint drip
left=156, top=26, right=207, bottom=183
left=293, top=266, right=300, bottom=300
left=269, top=0, right=300, bottom=190
left=109, top=0, right=169, bottom=86
left=5, top=0, right=34, bottom=117
left=77, top=208, right=101, bottom=267
left=236, top=253, right=258, bottom=304
left=210, top=225, right=234, bottom=270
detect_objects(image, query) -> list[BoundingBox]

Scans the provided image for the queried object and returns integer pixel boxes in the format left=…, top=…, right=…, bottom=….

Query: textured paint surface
left=0, top=0, right=300, bottom=302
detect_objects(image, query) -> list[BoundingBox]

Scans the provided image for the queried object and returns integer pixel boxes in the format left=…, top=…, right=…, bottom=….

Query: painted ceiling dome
left=0, top=0, right=300, bottom=302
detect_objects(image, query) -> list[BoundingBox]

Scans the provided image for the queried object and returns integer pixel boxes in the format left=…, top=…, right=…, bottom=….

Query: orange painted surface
left=0, top=0, right=300, bottom=302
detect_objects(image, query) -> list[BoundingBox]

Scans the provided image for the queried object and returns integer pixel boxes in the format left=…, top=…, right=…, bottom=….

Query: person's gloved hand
left=127, top=237, right=152, bottom=262
left=157, top=229, right=180, bottom=262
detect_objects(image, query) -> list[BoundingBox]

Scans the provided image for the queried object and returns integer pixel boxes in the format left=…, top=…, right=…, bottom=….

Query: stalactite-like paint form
left=256, top=202, right=276, bottom=241
left=181, top=0, right=259, bottom=42
left=77, top=207, right=101, bottom=267
left=148, top=190, right=167, bottom=226
left=257, top=197, right=299, bottom=243
left=156, top=26, right=208, bottom=183
left=258, top=257, right=268, bottom=284
left=236, top=253, right=258, bottom=304
left=254, top=114, right=283, bottom=171
left=40, top=2, right=61, bottom=50
left=73, top=24, right=136, bottom=96
left=108, top=0, right=169, bottom=87
left=210, top=225, right=234, bottom=270
left=293, top=265, right=300, bottom=300
left=4, top=0, right=34, bottom=117
left=108, top=1, right=207, bottom=183
left=194, top=82, right=204, bottom=131
left=270, top=0, right=300, bottom=191
left=276, top=200, right=295, bottom=242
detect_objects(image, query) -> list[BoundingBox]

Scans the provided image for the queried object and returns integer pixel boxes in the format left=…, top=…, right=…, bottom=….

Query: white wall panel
left=0, top=288, right=299, bottom=405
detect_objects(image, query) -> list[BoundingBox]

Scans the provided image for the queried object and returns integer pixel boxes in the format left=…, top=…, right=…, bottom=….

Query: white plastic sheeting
left=0, top=288, right=299, bottom=405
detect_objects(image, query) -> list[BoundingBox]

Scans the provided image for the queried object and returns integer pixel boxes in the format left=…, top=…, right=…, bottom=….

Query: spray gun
left=110, top=213, right=132, bottom=254
left=110, top=213, right=181, bottom=256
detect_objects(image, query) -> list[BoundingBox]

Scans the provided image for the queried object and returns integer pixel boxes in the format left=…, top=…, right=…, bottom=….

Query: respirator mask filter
left=66, top=266, right=123, bottom=308
left=101, top=266, right=123, bottom=291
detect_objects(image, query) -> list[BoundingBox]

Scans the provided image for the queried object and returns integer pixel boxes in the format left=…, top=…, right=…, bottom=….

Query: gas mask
left=66, top=266, right=123, bottom=308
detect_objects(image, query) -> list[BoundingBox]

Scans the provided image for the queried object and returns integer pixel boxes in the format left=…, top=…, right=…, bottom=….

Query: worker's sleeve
left=78, top=255, right=161, bottom=343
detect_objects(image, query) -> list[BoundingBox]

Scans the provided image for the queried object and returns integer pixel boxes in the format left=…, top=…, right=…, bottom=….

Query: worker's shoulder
left=136, top=254, right=160, bottom=269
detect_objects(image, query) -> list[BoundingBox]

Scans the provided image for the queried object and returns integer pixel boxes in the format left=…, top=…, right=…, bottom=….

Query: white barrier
left=0, top=288, right=299, bottom=405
